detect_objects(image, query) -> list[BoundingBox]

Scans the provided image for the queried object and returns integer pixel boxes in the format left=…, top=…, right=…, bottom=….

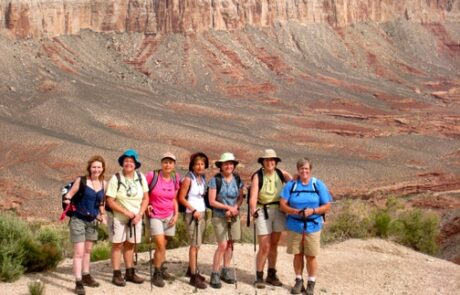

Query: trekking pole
left=194, top=217, right=199, bottom=293
left=300, top=208, right=307, bottom=276
left=253, top=209, right=259, bottom=295
left=146, top=206, right=153, bottom=291
left=130, top=218, right=138, bottom=266
left=227, top=217, right=237, bottom=289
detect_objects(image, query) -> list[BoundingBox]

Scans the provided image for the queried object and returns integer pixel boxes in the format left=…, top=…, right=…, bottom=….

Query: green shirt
left=106, top=171, right=148, bottom=222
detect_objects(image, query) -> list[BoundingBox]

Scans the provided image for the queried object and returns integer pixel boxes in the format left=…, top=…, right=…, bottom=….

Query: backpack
left=147, top=170, right=180, bottom=215
left=205, top=173, right=242, bottom=210
left=105, top=171, right=144, bottom=212
left=60, top=176, right=87, bottom=220
left=246, top=168, right=285, bottom=226
left=287, top=177, right=326, bottom=222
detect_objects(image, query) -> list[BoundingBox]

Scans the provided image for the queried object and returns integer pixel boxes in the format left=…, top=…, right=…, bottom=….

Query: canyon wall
left=0, top=0, right=459, bottom=38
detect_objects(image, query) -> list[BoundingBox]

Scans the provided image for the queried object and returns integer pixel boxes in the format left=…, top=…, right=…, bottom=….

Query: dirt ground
left=2, top=239, right=459, bottom=295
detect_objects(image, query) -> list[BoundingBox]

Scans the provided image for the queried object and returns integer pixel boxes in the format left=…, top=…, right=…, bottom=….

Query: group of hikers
left=62, top=148, right=332, bottom=295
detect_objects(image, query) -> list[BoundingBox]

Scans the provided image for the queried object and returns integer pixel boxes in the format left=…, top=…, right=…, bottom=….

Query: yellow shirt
left=106, top=171, right=148, bottom=222
left=258, top=170, right=283, bottom=206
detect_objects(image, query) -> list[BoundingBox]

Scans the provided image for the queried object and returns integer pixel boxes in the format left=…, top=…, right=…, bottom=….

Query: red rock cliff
left=0, top=0, right=459, bottom=38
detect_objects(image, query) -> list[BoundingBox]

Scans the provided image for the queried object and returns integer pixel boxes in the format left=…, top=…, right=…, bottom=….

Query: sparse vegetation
left=322, top=197, right=440, bottom=255
left=90, top=241, right=111, bottom=262
left=0, top=213, right=64, bottom=282
left=28, top=279, right=45, bottom=295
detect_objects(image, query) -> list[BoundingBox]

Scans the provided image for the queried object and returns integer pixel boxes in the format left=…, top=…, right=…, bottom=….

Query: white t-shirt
left=185, top=172, right=206, bottom=213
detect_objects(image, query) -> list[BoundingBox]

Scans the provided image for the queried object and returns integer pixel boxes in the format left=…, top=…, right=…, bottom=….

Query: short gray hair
left=296, top=157, right=312, bottom=170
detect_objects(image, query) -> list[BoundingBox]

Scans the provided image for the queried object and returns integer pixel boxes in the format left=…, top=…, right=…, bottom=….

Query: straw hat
left=257, top=149, right=281, bottom=165
left=215, top=152, right=239, bottom=168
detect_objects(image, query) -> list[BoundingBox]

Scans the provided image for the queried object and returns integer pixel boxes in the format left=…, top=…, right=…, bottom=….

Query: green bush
left=392, top=209, right=439, bottom=255
left=0, top=213, right=64, bottom=282
left=28, top=279, right=45, bottom=295
left=373, top=211, right=392, bottom=238
left=97, top=224, right=109, bottom=241
left=322, top=200, right=372, bottom=243
left=91, top=241, right=111, bottom=262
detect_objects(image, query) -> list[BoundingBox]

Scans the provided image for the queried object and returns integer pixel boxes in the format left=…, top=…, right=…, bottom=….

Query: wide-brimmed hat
left=118, top=149, right=141, bottom=169
left=161, top=152, right=176, bottom=162
left=189, top=152, right=209, bottom=171
left=215, top=152, right=239, bottom=168
left=257, top=149, right=281, bottom=165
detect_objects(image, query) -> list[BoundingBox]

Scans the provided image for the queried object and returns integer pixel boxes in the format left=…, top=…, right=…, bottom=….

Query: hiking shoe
left=210, top=272, right=222, bottom=289
left=82, top=273, right=100, bottom=287
left=291, top=278, right=305, bottom=294
left=161, top=264, right=174, bottom=281
left=152, top=268, right=165, bottom=287
left=75, top=281, right=85, bottom=295
left=254, top=271, right=265, bottom=289
left=266, top=268, right=282, bottom=286
left=190, top=273, right=207, bottom=289
left=220, top=267, right=236, bottom=284
left=125, top=268, right=144, bottom=284
left=112, top=270, right=126, bottom=287
left=306, top=280, right=315, bottom=295
left=186, top=266, right=205, bottom=281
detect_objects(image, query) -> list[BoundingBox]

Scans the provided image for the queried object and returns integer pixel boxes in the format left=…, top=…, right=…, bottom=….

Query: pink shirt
left=146, top=171, right=180, bottom=218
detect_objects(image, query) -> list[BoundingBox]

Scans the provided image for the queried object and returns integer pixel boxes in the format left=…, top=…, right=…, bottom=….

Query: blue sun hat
left=118, top=149, right=141, bottom=169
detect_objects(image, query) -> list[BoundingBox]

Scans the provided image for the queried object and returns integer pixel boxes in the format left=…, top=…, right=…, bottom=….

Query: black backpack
left=105, top=171, right=144, bottom=213
left=246, top=168, right=285, bottom=226
left=60, top=176, right=86, bottom=219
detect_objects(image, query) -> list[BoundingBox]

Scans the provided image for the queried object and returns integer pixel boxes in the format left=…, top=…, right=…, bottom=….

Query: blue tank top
left=74, top=186, right=104, bottom=221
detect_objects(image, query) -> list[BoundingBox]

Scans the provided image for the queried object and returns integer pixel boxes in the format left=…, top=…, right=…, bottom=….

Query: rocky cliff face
left=1, top=0, right=460, bottom=38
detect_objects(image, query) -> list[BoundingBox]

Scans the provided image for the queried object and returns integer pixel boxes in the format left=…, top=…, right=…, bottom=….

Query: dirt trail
left=3, top=239, right=459, bottom=295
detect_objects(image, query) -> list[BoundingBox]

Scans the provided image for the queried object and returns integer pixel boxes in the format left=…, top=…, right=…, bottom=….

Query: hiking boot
left=210, top=272, right=222, bottom=289
left=266, top=268, right=282, bottom=286
left=220, top=267, right=236, bottom=284
left=152, top=268, right=165, bottom=287
left=306, top=280, right=316, bottom=295
left=186, top=266, right=205, bottom=281
left=291, top=278, right=305, bottom=294
left=75, top=281, right=85, bottom=295
left=190, top=273, right=207, bottom=289
left=112, top=270, right=126, bottom=287
left=82, top=273, right=100, bottom=287
left=254, top=271, right=265, bottom=289
left=125, top=267, right=144, bottom=284
left=161, top=264, right=174, bottom=281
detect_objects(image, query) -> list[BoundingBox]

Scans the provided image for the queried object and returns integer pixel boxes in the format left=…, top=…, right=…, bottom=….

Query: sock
left=308, top=276, right=316, bottom=282
left=296, top=275, right=302, bottom=280
left=82, top=272, right=89, bottom=276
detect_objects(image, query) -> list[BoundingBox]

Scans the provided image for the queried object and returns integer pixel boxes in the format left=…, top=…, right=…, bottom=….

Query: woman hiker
left=105, top=149, right=149, bottom=287
left=249, top=149, right=292, bottom=289
left=177, top=152, right=210, bottom=289
left=145, top=152, right=181, bottom=287
left=64, top=155, right=107, bottom=295
left=208, top=152, right=244, bottom=289
left=280, top=158, right=332, bottom=295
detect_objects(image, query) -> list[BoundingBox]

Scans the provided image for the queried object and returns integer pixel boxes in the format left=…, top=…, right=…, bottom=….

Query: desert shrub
left=392, top=209, right=439, bottom=255
left=373, top=210, right=392, bottom=238
left=0, top=213, right=31, bottom=282
left=91, top=241, right=111, bottom=262
left=322, top=200, right=372, bottom=243
left=28, top=279, right=45, bottom=295
left=167, top=216, right=189, bottom=249
left=22, top=228, right=63, bottom=272
left=97, top=224, right=109, bottom=241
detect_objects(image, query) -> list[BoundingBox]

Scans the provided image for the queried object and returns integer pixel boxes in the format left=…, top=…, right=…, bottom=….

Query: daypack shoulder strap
left=148, top=170, right=159, bottom=193
left=233, top=173, right=241, bottom=189
left=275, top=168, right=285, bottom=183
left=257, top=168, right=263, bottom=191
left=115, top=173, right=122, bottom=191
left=215, top=173, right=223, bottom=195
left=136, top=170, right=143, bottom=186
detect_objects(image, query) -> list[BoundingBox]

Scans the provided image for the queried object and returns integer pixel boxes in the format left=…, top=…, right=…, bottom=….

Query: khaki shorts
left=286, top=230, right=321, bottom=256
left=149, top=215, right=176, bottom=237
left=69, top=217, right=98, bottom=243
left=107, top=213, right=142, bottom=244
left=255, top=207, right=286, bottom=235
left=212, top=216, right=241, bottom=243
left=185, top=213, right=206, bottom=247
